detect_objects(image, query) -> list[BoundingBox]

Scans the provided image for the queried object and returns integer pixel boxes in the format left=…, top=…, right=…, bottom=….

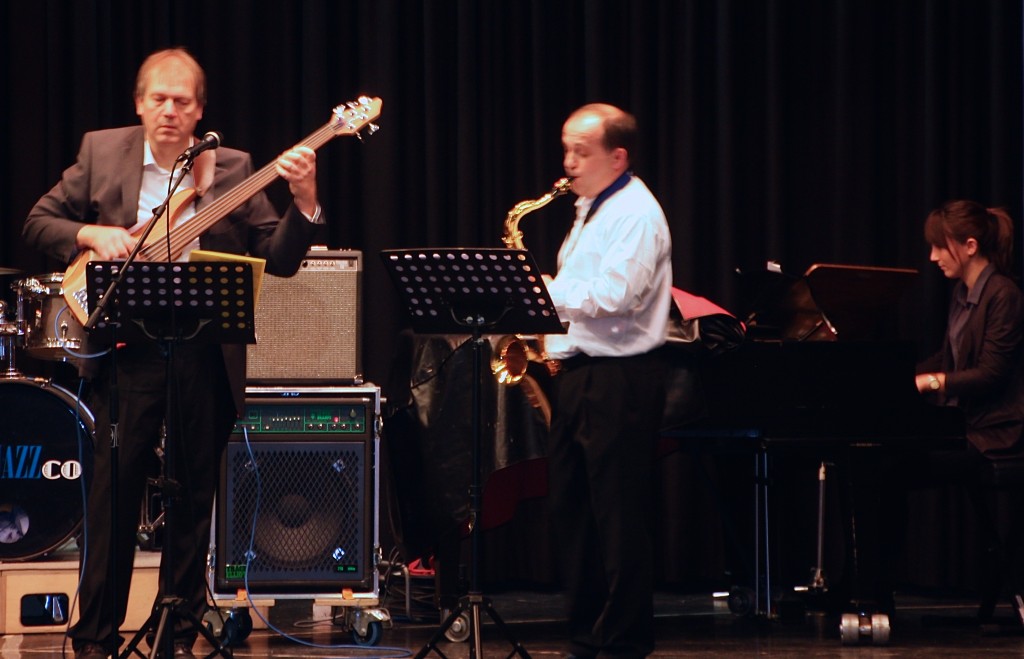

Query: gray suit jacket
left=23, top=125, right=321, bottom=412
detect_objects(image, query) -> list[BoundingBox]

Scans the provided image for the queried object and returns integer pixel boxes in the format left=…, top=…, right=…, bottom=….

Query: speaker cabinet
left=214, top=386, right=380, bottom=595
left=246, top=249, right=362, bottom=384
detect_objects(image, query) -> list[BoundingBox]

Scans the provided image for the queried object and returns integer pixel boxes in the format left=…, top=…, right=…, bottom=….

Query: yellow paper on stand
left=188, top=250, right=267, bottom=307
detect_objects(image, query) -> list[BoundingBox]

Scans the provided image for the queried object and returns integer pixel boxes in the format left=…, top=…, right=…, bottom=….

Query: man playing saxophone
left=542, top=103, right=673, bottom=658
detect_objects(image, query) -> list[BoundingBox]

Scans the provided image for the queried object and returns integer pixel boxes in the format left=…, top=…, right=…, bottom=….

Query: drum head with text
left=0, top=379, right=93, bottom=560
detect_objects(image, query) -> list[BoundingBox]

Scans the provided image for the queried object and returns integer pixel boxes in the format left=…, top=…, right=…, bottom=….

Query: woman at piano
left=905, top=199, right=1024, bottom=621
left=914, top=199, right=1024, bottom=458
left=861, top=200, right=1024, bottom=620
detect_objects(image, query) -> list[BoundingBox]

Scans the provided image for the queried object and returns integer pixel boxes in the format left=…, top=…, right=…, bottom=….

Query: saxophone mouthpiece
left=554, top=177, right=573, bottom=193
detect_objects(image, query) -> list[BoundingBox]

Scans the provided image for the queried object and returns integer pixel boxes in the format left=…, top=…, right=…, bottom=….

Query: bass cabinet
left=212, top=386, right=380, bottom=595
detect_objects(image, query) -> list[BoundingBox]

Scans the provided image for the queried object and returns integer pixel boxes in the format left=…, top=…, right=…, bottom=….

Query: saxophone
left=501, top=177, right=573, bottom=250
left=491, top=178, right=572, bottom=426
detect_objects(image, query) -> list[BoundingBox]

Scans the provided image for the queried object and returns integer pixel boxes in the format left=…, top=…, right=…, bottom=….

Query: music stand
left=380, top=248, right=565, bottom=659
left=803, top=263, right=918, bottom=341
left=736, top=263, right=918, bottom=342
left=86, top=260, right=256, bottom=659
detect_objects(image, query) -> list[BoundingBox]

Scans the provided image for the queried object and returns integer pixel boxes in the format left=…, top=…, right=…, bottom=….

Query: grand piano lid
left=740, top=263, right=918, bottom=342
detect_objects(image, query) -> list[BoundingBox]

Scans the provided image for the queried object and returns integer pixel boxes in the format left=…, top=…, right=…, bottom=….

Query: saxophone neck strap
left=584, top=171, right=632, bottom=224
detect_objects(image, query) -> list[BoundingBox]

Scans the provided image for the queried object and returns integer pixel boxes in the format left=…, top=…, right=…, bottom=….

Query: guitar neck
left=140, top=121, right=338, bottom=261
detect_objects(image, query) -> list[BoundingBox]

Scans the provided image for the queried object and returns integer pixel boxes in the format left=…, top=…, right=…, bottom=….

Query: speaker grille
left=246, top=251, right=362, bottom=384
left=218, top=440, right=372, bottom=592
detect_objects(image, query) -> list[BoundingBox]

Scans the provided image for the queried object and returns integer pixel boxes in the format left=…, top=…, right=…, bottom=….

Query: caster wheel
left=839, top=612, right=860, bottom=645
left=202, top=609, right=224, bottom=639
left=727, top=587, right=755, bottom=617
left=443, top=610, right=471, bottom=643
left=871, top=613, right=890, bottom=645
left=839, top=611, right=890, bottom=645
left=221, top=608, right=253, bottom=646
left=352, top=621, right=383, bottom=646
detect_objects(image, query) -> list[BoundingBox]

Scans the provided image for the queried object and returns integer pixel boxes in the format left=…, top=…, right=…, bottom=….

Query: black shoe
left=74, top=643, right=108, bottom=659
left=173, top=643, right=196, bottom=659
left=152, top=642, right=196, bottom=659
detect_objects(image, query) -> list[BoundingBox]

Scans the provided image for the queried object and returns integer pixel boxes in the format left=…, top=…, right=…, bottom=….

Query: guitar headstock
left=331, top=96, right=382, bottom=140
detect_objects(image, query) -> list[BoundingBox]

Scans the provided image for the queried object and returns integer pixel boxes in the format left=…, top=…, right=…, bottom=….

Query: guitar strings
left=140, top=120, right=337, bottom=262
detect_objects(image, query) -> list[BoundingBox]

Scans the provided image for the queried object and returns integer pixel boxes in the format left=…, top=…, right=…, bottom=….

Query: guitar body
left=62, top=187, right=198, bottom=326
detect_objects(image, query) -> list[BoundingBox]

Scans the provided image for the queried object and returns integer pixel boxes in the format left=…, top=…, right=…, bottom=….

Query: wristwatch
left=927, top=374, right=941, bottom=391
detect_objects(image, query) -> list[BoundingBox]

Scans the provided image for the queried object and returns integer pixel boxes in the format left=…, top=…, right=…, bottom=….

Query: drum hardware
left=137, top=421, right=166, bottom=552
left=0, top=299, right=26, bottom=379
left=13, top=273, right=88, bottom=366
left=137, top=424, right=167, bottom=552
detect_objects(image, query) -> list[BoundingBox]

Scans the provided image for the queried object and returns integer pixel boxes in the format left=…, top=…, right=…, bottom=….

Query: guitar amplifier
left=213, top=385, right=380, bottom=595
left=246, top=249, right=362, bottom=384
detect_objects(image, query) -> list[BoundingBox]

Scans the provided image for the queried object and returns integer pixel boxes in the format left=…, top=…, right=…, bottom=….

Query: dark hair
left=924, top=200, right=1014, bottom=275
left=570, top=103, right=637, bottom=163
left=134, top=47, right=207, bottom=107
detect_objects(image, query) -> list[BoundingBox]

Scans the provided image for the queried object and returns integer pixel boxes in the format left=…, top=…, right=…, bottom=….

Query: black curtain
left=1, top=0, right=1021, bottom=591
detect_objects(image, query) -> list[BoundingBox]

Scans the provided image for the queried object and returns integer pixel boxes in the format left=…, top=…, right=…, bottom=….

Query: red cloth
left=671, top=287, right=735, bottom=319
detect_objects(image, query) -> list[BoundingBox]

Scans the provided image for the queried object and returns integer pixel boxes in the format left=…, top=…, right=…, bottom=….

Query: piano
left=662, top=264, right=966, bottom=627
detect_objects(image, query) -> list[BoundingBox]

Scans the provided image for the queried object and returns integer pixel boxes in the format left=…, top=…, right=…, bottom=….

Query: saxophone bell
left=491, top=334, right=530, bottom=385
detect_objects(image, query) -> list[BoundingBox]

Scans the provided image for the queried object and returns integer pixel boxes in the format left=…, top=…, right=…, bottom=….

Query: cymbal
left=0, top=267, right=22, bottom=276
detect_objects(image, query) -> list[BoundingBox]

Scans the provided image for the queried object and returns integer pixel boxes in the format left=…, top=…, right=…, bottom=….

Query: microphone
left=176, top=131, right=223, bottom=162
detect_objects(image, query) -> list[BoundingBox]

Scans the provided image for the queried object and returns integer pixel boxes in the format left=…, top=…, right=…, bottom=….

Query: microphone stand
left=84, top=158, right=191, bottom=331
left=81, top=153, right=214, bottom=657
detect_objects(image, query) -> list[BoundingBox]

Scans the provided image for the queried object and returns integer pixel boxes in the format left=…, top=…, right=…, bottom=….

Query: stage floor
left=2, top=587, right=1024, bottom=657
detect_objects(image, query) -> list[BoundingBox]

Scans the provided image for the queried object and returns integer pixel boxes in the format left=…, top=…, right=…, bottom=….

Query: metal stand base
left=415, top=592, right=531, bottom=659
left=120, top=596, right=231, bottom=659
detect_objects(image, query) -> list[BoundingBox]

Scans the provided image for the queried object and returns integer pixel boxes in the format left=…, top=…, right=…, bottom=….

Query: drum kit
left=0, top=267, right=95, bottom=561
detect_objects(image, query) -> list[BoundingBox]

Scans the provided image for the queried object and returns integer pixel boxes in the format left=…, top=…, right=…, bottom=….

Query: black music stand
left=380, top=248, right=565, bottom=659
left=803, top=263, right=917, bottom=341
left=737, top=263, right=918, bottom=342
left=86, top=260, right=256, bottom=659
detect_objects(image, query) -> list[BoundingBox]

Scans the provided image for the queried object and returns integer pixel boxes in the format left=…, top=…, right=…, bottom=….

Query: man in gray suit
left=23, top=48, right=324, bottom=659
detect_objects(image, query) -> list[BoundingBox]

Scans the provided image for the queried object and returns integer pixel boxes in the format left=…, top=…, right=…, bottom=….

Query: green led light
left=307, top=408, right=336, bottom=422
left=225, top=565, right=247, bottom=580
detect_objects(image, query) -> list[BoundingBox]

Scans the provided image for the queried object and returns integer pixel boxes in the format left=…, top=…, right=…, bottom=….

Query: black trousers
left=70, top=342, right=236, bottom=652
left=547, top=351, right=667, bottom=659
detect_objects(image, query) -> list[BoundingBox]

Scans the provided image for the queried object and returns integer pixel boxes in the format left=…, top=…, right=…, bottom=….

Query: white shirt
left=544, top=176, right=673, bottom=359
left=136, top=141, right=200, bottom=261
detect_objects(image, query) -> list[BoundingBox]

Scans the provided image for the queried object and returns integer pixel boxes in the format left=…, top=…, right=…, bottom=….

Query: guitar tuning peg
left=354, top=124, right=380, bottom=143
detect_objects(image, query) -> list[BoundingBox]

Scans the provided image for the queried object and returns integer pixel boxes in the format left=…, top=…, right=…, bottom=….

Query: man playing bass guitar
left=22, top=47, right=323, bottom=659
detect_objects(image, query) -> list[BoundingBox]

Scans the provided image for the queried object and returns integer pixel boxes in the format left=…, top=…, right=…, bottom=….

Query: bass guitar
left=62, top=96, right=382, bottom=326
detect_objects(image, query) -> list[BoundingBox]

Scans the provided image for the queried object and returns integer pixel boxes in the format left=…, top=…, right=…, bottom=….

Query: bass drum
left=0, top=378, right=93, bottom=560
